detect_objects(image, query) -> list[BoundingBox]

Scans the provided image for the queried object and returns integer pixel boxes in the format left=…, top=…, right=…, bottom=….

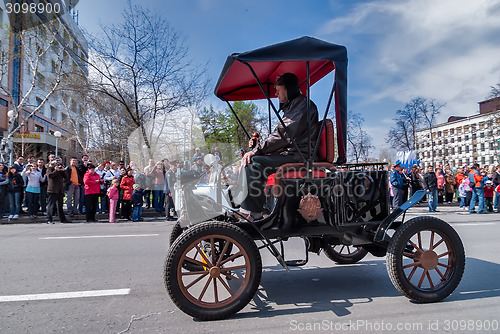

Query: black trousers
left=121, top=200, right=132, bottom=220
left=165, top=193, right=175, bottom=217
left=235, top=154, right=301, bottom=213
left=47, top=193, right=67, bottom=223
left=85, top=194, right=99, bottom=222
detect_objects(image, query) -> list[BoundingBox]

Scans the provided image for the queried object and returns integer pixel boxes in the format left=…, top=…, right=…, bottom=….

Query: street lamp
left=181, top=116, right=189, bottom=163
left=54, top=130, right=62, bottom=157
left=6, top=110, right=19, bottom=165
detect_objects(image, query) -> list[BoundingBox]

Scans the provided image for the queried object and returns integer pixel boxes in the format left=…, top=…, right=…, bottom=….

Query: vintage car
left=163, top=36, right=465, bottom=321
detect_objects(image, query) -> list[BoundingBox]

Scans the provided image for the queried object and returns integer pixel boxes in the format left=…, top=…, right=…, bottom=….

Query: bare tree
left=0, top=17, right=68, bottom=163
left=386, top=97, right=443, bottom=165
left=488, top=81, right=500, bottom=99
left=347, top=112, right=374, bottom=163
left=83, top=2, right=208, bottom=161
left=419, top=98, right=444, bottom=167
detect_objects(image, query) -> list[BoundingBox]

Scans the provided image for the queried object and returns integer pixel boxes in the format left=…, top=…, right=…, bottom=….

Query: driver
left=234, top=72, right=319, bottom=221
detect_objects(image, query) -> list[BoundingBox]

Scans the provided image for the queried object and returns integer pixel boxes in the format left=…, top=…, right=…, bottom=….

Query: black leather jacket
left=423, top=172, right=438, bottom=192
left=252, top=94, right=318, bottom=157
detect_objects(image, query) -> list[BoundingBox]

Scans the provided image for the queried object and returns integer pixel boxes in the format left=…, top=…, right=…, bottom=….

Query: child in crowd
left=484, top=179, right=494, bottom=212
left=107, top=179, right=120, bottom=223
left=458, top=177, right=469, bottom=210
left=132, top=183, right=144, bottom=221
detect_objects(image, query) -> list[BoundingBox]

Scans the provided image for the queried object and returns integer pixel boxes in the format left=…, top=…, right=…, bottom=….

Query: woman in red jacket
left=83, top=164, right=103, bottom=222
left=120, top=168, right=135, bottom=220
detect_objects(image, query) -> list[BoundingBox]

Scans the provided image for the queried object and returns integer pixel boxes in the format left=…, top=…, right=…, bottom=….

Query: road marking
left=0, top=288, right=130, bottom=302
left=39, top=234, right=159, bottom=240
left=451, top=223, right=495, bottom=226
left=460, top=288, right=500, bottom=295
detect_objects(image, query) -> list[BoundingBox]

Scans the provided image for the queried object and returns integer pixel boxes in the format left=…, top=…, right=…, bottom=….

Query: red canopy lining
left=216, top=60, right=335, bottom=101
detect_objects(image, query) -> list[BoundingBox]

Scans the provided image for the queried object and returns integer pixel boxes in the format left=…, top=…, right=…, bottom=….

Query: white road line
left=451, top=223, right=496, bottom=226
left=0, top=288, right=130, bottom=302
left=39, top=234, right=159, bottom=240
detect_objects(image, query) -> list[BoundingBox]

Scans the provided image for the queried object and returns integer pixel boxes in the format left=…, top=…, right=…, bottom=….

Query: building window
left=459, top=159, right=463, bottom=166
left=480, top=132, right=485, bottom=138
left=50, top=106, right=57, bottom=121
left=465, top=135, right=469, bottom=141
left=481, top=157, right=486, bottom=165
left=490, top=156, right=494, bottom=164
left=458, top=137, right=462, bottom=142
left=472, top=124, right=477, bottom=131
left=444, top=130, right=448, bottom=136
left=465, top=146, right=469, bottom=153
left=36, top=72, right=45, bottom=89
left=0, top=97, right=7, bottom=107
left=481, top=143, right=485, bottom=150
left=479, top=122, right=485, bottom=129
left=490, top=142, right=495, bottom=150
left=34, top=124, right=44, bottom=132
left=464, top=125, right=469, bottom=132
left=450, top=128, right=455, bottom=135
left=438, top=131, right=442, bottom=137
left=451, top=138, right=455, bottom=143
left=458, top=147, right=462, bottom=154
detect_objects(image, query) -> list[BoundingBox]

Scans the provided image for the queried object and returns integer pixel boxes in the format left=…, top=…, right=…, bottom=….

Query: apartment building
left=0, top=1, right=88, bottom=162
left=416, top=97, right=500, bottom=169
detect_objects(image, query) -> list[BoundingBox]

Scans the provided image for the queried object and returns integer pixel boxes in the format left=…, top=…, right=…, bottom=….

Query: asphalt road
left=1, top=205, right=499, bottom=334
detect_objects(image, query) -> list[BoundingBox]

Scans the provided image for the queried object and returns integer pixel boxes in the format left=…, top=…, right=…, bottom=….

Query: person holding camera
left=46, top=161, right=70, bottom=224
left=21, top=163, right=46, bottom=218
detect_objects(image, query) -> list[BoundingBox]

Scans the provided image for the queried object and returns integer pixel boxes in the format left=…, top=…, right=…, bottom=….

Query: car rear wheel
left=323, top=244, right=369, bottom=264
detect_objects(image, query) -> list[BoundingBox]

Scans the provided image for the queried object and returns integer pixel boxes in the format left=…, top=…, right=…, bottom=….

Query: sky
left=74, top=0, right=500, bottom=159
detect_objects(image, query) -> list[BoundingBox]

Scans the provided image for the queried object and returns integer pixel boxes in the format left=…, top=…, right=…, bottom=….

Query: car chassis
left=164, top=36, right=465, bottom=321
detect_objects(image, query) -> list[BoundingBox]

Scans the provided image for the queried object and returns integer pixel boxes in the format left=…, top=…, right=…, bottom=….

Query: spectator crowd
left=389, top=162, right=500, bottom=214
left=0, top=146, right=226, bottom=224
left=3, top=146, right=497, bottom=224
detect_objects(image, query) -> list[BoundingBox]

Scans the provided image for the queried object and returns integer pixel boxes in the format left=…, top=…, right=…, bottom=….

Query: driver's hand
left=248, top=138, right=259, bottom=148
left=242, top=151, right=255, bottom=167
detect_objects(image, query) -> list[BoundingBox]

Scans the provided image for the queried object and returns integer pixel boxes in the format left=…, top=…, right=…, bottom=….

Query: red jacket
left=120, top=175, right=135, bottom=200
left=83, top=170, right=102, bottom=195
left=455, top=172, right=466, bottom=186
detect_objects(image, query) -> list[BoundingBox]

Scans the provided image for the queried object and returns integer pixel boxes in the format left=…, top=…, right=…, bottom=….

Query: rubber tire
left=169, top=221, right=184, bottom=246
left=164, top=221, right=262, bottom=320
left=386, top=216, right=465, bottom=303
left=323, top=244, right=369, bottom=264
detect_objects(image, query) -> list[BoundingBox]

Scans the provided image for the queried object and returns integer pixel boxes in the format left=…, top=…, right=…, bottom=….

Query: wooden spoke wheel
left=387, top=216, right=465, bottom=302
left=164, top=221, right=261, bottom=320
left=323, top=244, right=369, bottom=264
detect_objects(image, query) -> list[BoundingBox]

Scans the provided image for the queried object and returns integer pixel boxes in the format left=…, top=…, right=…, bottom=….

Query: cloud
left=320, top=0, right=500, bottom=116
left=320, top=0, right=500, bottom=156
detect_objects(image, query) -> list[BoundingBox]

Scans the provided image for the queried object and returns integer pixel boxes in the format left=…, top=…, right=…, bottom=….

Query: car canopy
left=214, top=36, right=348, bottom=162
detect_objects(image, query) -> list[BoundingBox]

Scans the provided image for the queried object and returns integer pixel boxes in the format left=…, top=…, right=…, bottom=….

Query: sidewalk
left=0, top=209, right=171, bottom=224
left=406, top=201, right=497, bottom=214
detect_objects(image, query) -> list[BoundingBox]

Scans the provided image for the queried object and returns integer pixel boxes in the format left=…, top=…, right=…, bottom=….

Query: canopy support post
left=312, top=79, right=336, bottom=160
left=223, top=99, right=251, bottom=140
left=242, top=62, right=306, bottom=163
